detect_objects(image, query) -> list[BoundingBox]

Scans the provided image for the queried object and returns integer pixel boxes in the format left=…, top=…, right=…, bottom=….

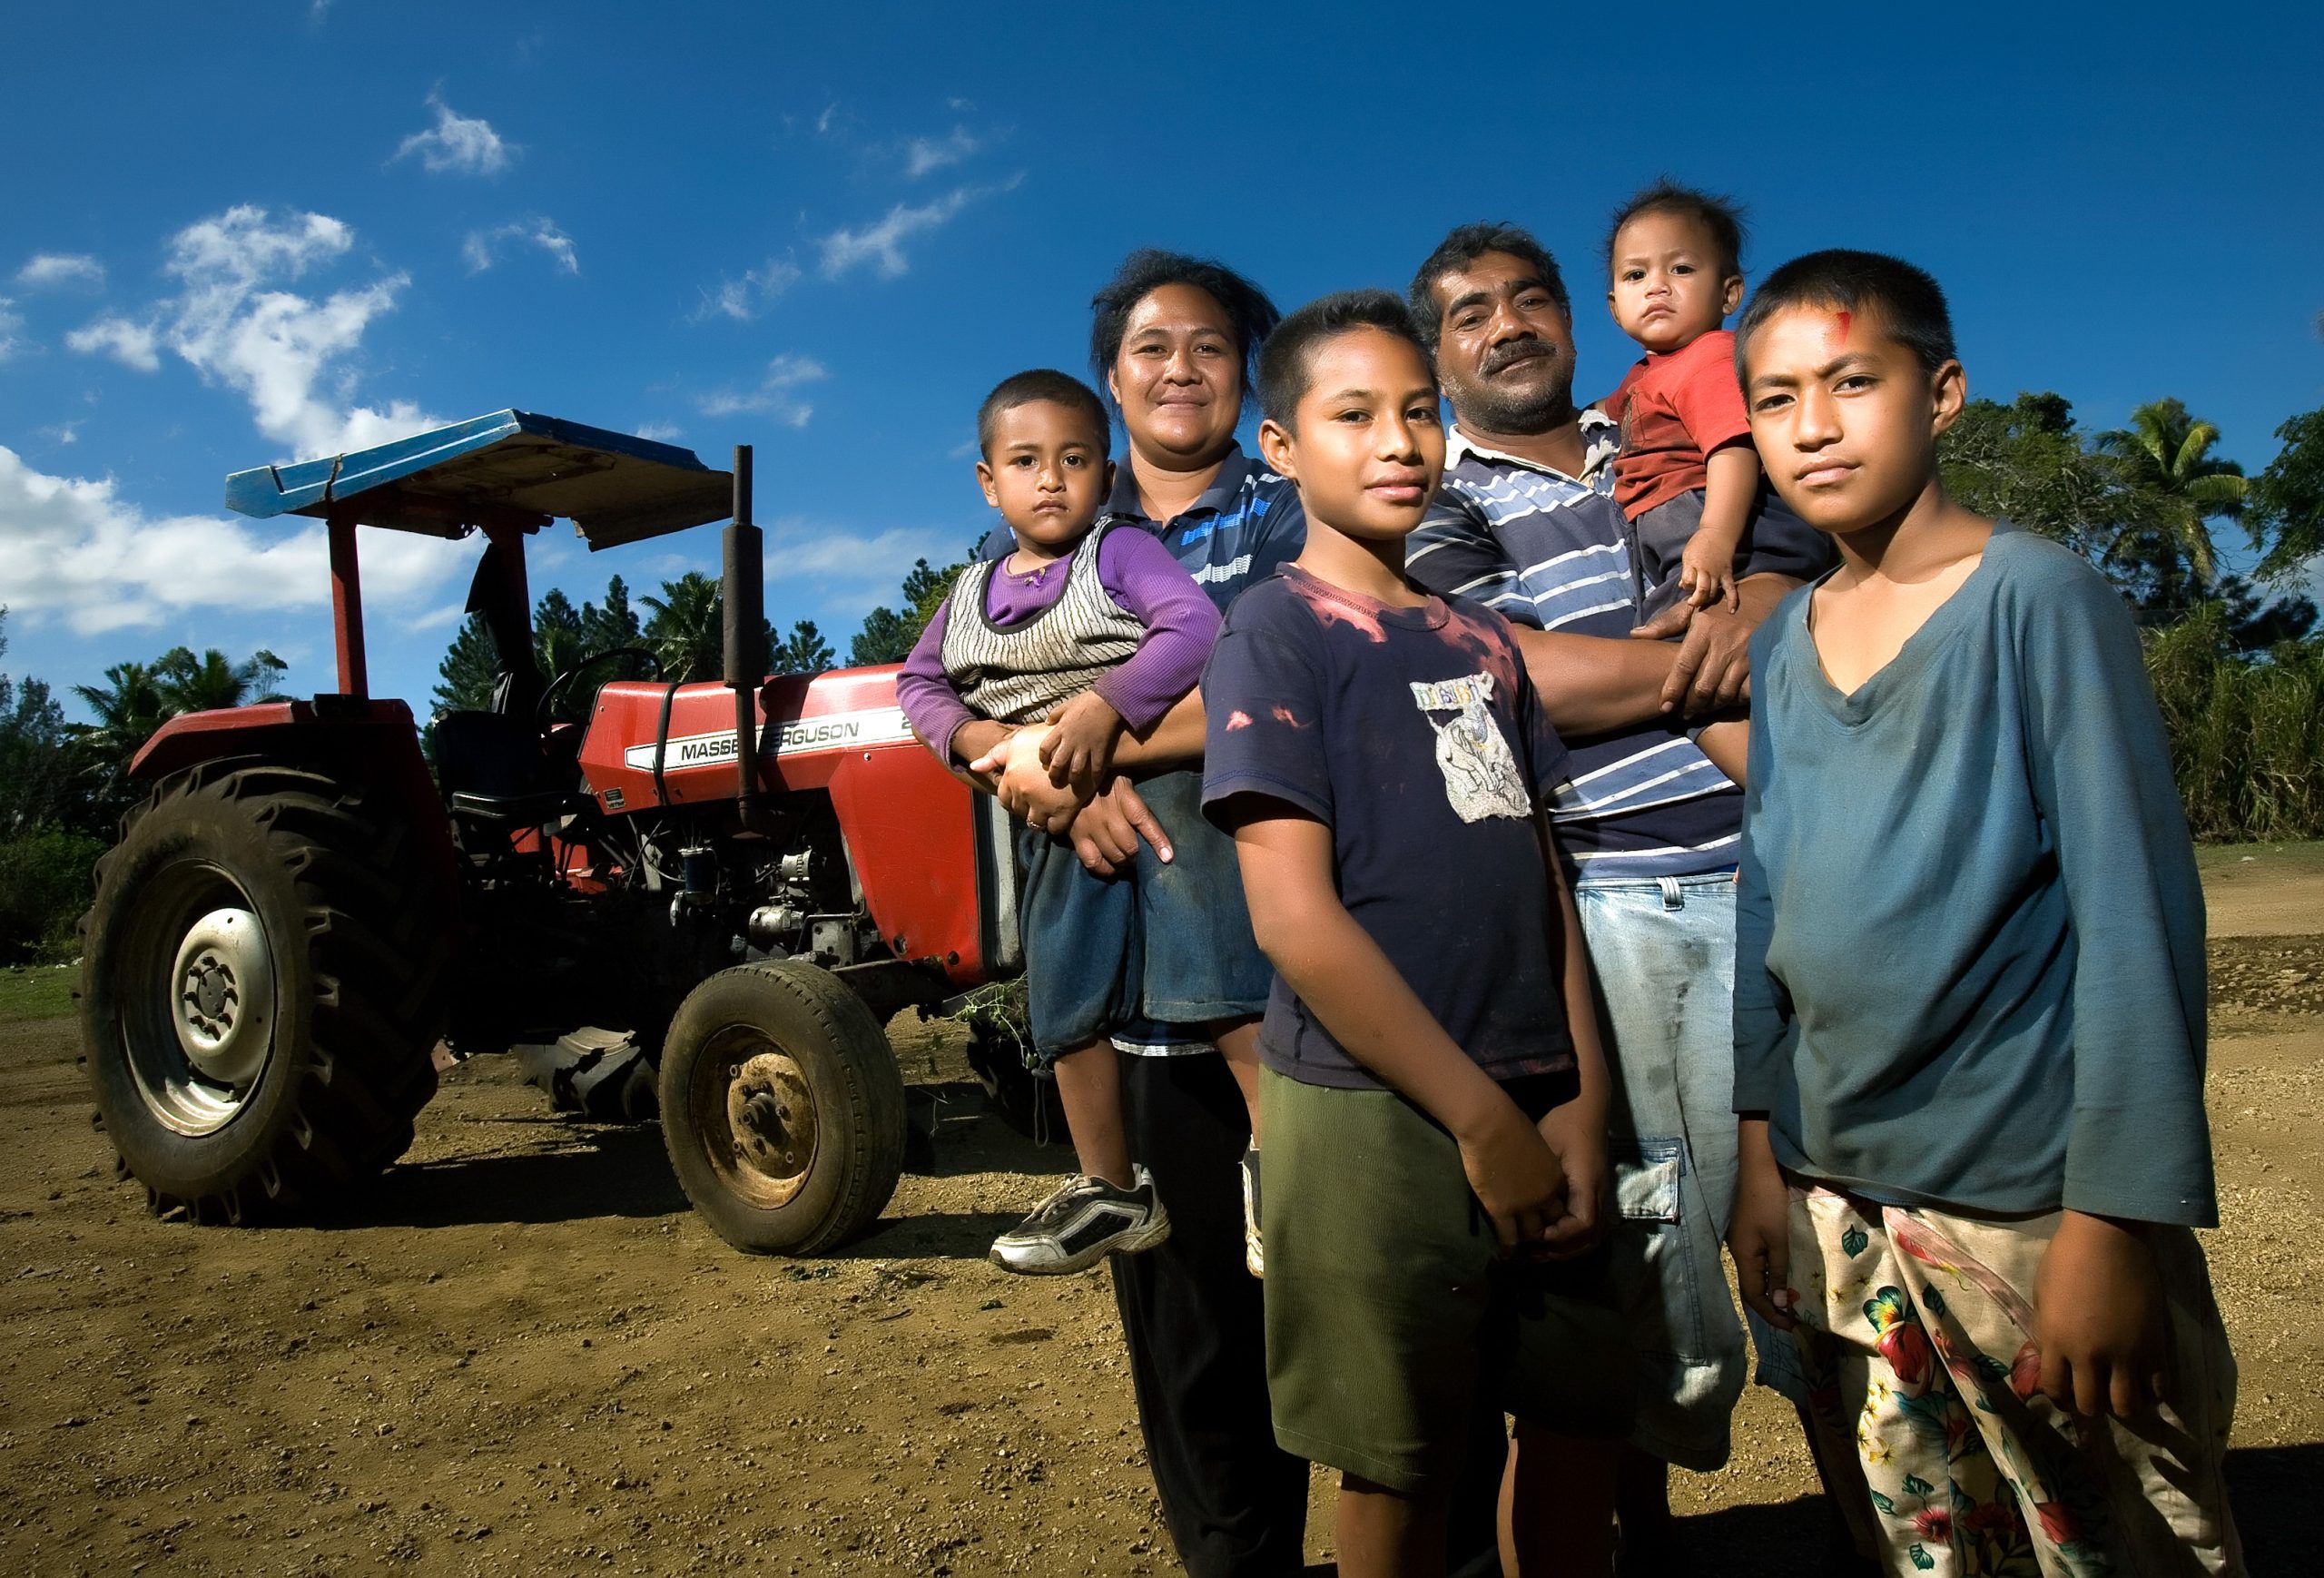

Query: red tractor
left=78, top=411, right=1027, bottom=1254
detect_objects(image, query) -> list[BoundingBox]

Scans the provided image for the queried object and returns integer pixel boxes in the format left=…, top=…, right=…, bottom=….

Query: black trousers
left=1112, top=1050, right=1507, bottom=1578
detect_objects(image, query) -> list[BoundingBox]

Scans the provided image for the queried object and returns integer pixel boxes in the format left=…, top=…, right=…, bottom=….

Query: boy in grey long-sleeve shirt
left=1724, top=250, right=2241, bottom=1575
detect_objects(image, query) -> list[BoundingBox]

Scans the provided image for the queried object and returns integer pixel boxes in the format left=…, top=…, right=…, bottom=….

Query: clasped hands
left=968, top=695, right=1172, bottom=875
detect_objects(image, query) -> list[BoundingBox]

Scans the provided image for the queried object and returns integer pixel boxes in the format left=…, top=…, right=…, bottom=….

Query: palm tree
left=641, top=572, right=725, bottom=683
left=2094, top=399, right=2247, bottom=584
left=68, top=661, right=170, bottom=815
left=71, top=663, right=167, bottom=755
left=152, top=646, right=289, bottom=716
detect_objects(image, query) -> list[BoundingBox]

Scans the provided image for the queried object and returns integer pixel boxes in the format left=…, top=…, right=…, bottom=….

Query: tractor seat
left=435, top=710, right=593, bottom=827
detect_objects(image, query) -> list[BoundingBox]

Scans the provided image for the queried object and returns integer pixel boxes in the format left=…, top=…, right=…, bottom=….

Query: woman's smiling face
left=1108, top=282, right=1243, bottom=466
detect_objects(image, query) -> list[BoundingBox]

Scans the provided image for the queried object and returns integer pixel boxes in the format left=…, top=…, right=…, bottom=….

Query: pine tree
left=771, top=620, right=834, bottom=676
left=580, top=574, right=643, bottom=651
left=434, top=614, right=499, bottom=713
left=532, top=587, right=587, bottom=681
left=849, top=557, right=962, bottom=666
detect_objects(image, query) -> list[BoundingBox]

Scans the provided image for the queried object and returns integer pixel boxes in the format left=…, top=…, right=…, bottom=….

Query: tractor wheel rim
left=171, top=907, right=276, bottom=1088
left=696, top=1033, right=818, bottom=1208
left=123, top=863, right=280, bottom=1137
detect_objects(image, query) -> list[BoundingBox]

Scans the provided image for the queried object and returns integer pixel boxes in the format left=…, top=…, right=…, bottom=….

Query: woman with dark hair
left=979, top=250, right=1308, bottom=1578
left=977, top=251, right=1506, bottom=1578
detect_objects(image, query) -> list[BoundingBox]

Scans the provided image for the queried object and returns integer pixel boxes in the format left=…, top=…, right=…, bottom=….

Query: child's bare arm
left=1231, top=804, right=1566, bottom=1252
left=1534, top=833, right=1609, bottom=1257
left=1109, top=687, right=1206, bottom=770
left=1684, top=445, right=1760, bottom=611
left=1038, top=690, right=1126, bottom=799
left=1728, top=1117, right=1796, bottom=1329
left=1693, top=718, right=1748, bottom=784
left=2034, top=1211, right=2169, bottom=1418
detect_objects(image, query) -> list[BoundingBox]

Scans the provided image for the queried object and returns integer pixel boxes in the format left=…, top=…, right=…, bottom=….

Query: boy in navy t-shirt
left=1202, top=291, right=1628, bottom=1577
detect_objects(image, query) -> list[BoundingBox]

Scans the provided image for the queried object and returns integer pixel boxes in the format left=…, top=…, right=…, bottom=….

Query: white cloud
left=903, top=126, right=980, bottom=179
left=65, top=205, right=443, bottom=459
left=632, top=421, right=684, bottom=442
left=43, top=421, right=79, bottom=446
left=816, top=176, right=1019, bottom=281
left=403, top=601, right=468, bottom=633
left=64, top=315, right=159, bottom=370
left=764, top=523, right=960, bottom=615
left=16, top=253, right=105, bottom=290
left=462, top=219, right=579, bottom=275
left=696, top=354, right=826, bottom=427
left=0, top=445, right=458, bottom=636
left=0, top=298, right=21, bottom=362
left=697, top=256, right=801, bottom=322
left=392, top=94, right=515, bottom=176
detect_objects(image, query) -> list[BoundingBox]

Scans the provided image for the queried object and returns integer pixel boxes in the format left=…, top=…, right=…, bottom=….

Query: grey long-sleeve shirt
left=1733, top=524, right=2215, bottom=1226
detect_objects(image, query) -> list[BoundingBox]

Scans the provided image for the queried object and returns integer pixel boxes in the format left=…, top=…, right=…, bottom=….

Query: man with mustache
left=1403, top=224, right=1854, bottom=1573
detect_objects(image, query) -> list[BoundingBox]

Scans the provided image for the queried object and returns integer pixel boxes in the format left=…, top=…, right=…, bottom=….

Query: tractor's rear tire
left=658, top=962, right=904, bottom=1256
left=79, top=760, right=448, bottom=1223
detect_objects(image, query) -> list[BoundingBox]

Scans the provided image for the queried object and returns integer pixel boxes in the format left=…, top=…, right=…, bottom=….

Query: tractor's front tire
left=658, top=962, right=904, bottom=1255
left=79, top=760, right=449, bottom=1223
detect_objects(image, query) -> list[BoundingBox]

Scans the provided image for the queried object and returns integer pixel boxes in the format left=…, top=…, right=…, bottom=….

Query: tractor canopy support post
left=327, top=509, right=369, bottom=698
left=723, top=445, right=766, bottom=818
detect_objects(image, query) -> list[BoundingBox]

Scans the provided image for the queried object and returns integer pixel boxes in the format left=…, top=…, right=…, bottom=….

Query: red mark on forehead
left=1834, top=310, right=1852, bottom=345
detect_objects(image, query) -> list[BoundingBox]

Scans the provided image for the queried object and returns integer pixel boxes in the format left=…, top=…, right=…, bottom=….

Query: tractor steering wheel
left=537, top=646, right=666, bottom=727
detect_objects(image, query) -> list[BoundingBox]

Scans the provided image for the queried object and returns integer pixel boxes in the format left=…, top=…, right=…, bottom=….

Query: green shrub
left=0, top=826, right=104, bottom=965
left=2145, top=612, right=2324, bottom=842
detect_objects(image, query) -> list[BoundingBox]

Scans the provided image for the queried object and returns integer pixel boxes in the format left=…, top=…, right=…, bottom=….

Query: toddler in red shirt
left=1601, top=182, right=1799, bottom=619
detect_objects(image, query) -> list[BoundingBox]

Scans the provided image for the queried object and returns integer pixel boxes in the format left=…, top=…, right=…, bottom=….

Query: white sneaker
left=989, top=1165, right=1171, bottom=1276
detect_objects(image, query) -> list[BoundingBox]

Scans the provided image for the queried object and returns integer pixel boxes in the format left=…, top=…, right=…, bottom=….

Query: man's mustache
left=1480, top=339, right=1561, bottom=377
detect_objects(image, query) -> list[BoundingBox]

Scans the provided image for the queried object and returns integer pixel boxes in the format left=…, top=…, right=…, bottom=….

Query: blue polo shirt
left=1404, top=417, right=1828, bottom=882
left=977, top=442, right=1305, bottom=614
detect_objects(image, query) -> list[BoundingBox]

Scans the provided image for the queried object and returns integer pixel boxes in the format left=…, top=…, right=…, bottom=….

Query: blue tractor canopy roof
left=222, top=409, right=734, bottom=550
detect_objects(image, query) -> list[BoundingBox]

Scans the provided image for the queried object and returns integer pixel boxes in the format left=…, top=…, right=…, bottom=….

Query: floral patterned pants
left=1787, top=1184, right=2243, bottom=1576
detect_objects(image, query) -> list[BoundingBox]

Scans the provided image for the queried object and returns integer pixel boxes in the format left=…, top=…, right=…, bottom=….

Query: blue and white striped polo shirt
left=1404, top=417, right=1743, bottom=881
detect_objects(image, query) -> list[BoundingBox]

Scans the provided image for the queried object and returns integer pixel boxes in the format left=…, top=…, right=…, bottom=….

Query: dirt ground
left=3, top=847, right=2318, bottom=1576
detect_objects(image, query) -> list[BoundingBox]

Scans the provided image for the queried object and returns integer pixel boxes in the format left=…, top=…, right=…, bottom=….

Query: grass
left=2146, top=618, right=2324, bottom=842
left=0, top=965, right=76, bottom=1023
left=2193, top=840, right=2324, bottom=879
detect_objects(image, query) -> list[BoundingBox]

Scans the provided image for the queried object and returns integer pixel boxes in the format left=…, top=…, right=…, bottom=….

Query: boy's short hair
left=1088, top=250, right=1281, bottom=395
left=1606, top=180, right=1748, bottom=281
left=975, top=369, right=1111, bottom=459
left=1735, top=250, right=1956, bottom=379
left=1406, top=222, right=1571, bottom=350
left=1256, top=291, right=1432, bottom=429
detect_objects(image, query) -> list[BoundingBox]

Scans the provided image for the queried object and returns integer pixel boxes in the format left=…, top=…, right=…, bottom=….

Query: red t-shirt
left=1603, top=328, right=1753, bottom=519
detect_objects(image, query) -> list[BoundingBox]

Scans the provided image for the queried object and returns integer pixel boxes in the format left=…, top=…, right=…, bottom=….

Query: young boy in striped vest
left=898, top=369, right=1250, bottom=1274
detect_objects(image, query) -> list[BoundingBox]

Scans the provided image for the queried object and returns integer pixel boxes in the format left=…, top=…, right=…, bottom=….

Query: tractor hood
left=222, top=409, right=734, bottom=550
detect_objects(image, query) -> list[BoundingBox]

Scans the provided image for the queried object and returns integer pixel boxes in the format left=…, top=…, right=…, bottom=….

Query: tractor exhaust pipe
left=723, top=445, right=767, bottom=824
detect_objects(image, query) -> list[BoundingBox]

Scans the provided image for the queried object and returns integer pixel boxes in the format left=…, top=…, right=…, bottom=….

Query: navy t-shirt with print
left=1200, top=567, right=1578, bottom=1091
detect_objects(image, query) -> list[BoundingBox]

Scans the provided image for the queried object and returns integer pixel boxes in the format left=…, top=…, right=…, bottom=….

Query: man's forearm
left=1511, top=627, right=1681, bottom=735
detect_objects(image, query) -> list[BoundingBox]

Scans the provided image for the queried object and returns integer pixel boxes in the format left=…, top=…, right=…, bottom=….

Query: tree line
left=2, top=397, right=2319, bottom=965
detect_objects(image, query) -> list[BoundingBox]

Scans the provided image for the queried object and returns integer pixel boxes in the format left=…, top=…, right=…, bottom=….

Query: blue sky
left=5, top=2, right=2319, bottom=716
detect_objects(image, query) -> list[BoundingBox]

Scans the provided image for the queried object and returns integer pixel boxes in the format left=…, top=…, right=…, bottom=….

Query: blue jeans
left=1575, top=873, right=1797, bottom=1471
